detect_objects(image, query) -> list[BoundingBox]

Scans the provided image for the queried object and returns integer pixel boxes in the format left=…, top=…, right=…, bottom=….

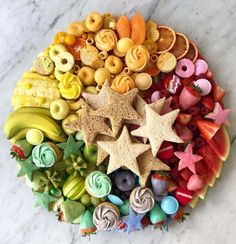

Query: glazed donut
left=67, top=21, right=84, bottom=36
left=85, top=12, right=104, bottom=32
left=94, top=68, right=111, bottom=85
left=78, top=66, right=95, bottom=86
left=175, top=58, right=195, bottom=78
left=105, top=55, right=123, bottom=74
left=111, top=74, right=135, bottom=94
left=95, top=29, right=117, bottom=51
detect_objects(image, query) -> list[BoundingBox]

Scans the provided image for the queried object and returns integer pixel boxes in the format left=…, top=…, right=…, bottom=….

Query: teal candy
left=160, top=196, right=179, bottom=215
left=118, top=199, right=130, bottom=216
left=107, top=194, right=123, bottom=206
left=80, top=210, right=95, bottom=229
left=150, top=203, right=167, bottom=224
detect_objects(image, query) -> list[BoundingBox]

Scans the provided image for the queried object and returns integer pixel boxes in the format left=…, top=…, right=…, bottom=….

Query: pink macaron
left=194, top=59, right=208, bottom=76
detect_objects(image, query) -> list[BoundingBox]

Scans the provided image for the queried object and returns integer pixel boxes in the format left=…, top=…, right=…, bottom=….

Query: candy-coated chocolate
left=175, top=58, right=194, bottom=78
left=160, top=196, right=179, bottom=215
left=108, top=194, right=124, bottom=206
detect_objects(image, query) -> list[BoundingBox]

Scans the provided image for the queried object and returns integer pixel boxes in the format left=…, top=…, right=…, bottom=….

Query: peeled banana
left=3, top=111, right=66, bottom=142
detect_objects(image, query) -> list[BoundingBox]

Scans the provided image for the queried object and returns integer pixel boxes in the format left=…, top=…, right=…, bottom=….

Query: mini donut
left=111, top=74, right=135, bottom=94
left=94, top=68, right=111, bottom=85
left=85, top=12, right=104, bottom=32
left=175, top=58, right=195, bottom=78
left=54, top=68, right=67, bottom=82
left=67, top=21, right=84, bottom=36
left=55, top=52, right=75, bottom=72
left=105, top=55, right=123, bottom=74
left=117, top=38, right=134, bottom=54
left=78, top=66, right=95, bottom=86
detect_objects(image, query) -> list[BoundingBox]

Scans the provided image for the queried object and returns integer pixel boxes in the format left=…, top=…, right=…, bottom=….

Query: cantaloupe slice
left=116, top=15, right=131, bottom=38
left=130, top=12, right=146, bottom=44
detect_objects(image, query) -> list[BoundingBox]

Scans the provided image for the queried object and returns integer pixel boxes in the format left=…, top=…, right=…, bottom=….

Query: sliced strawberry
left=201, top=96, right=214, bottom=111
left=196, top=120, right=220, bottom=141
left=176, top=113, right=192, bottom=126
left=213, top=84, right=226, bottom=102
left=186, top=82, right=202, bottom=97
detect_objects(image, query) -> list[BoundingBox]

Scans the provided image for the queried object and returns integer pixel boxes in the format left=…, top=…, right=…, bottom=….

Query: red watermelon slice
left=206, top=126, right=231, bottom=161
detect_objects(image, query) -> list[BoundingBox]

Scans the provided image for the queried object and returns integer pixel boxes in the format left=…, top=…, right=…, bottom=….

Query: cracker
left=97, top=126, right=150, bottom=176
left=80, top=45, right=99, bottom=66
left=131, top=105, right=183, bottom=156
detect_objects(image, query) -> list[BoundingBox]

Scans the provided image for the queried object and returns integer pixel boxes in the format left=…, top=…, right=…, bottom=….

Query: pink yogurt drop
left=194, top=59, right=208, bottom=76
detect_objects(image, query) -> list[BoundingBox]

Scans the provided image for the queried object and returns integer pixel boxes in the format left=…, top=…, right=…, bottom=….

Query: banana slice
left=55, top=52, right=75, bottom=72
left=49, top=44, right=67, bottom=62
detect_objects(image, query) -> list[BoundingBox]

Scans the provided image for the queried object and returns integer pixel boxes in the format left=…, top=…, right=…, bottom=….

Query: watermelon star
left=174, top=144, right=203, bottom=174
left=17, top=156, right=38, bottom=180
left=205, top=102, right=230, bottom=126
left=57, top=135, right=84, bottom=159
left=34, top=191, right=58, bottom=211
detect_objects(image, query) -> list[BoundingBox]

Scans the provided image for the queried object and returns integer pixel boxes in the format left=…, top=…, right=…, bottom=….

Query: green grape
left=91, top=196, right=100, bottom=206
left=80, top=193, right=91, bottom=205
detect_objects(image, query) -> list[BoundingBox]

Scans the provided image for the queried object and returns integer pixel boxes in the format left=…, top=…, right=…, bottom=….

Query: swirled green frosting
left=86, top=171, right=111, bottom=198
left=32, top=143, right=57, bottom=168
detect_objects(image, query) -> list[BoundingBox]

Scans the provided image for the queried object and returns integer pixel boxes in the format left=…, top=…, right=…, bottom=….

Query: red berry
left=188, top=105, right=201, bottom=115
left=141, top=216, right=151, bottom=227
left=157, top=141, right=174, bottom=160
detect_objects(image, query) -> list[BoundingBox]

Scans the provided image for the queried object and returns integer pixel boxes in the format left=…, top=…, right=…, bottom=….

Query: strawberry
left=186, top=82, right=203, bottom=97
left=176, top=113, right=192, bottom=126
left=196, top=120, right=220, bottom=141
left=213, top=84, right=226, bottom=102
left=174, top=187, right=194, bottom=206
left=171, top=208, right=190, bottom=223
left=201, top=96, right=214, bottom=111
left=141, top=216, right=151, bottom=227
left=10, top=139, right=33, bottom=160
left=151, top=172, right=169, bottom=196
left=182, top=77, right=194, bottom=87
left=175, top=123, right=193, bottom=141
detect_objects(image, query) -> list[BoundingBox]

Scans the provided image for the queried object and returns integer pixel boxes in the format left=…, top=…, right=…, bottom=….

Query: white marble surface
left=0, top=0, right=236, bottom=243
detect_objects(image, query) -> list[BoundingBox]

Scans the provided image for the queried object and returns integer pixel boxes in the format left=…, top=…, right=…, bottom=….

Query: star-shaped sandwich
left=94, top=85, right=142, bottom=136
left=137, top=150, right=170, bottom=186
left=34, top=192, right=58, bottom=211
left=97, top=126, right=150, bottom=176
left=131, top=105, right=183, bottom=156
left=57, top=135, right=84, bottom=159
left=205, top=102, right=230, bottom=126
left=17, top=156, right=38, bottom=180
left=66, top=103, right=113, bottom=146
left=174, top=143, right=203, bottom=174
left=82, top=80, right=110, bottom=110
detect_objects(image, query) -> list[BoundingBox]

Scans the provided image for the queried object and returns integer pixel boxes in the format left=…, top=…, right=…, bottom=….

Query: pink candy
left=151, top=91, right=161, bottom=103
left=175, top=59, right=195, bottom=78
left=194, top=59, right=208, bottom=76
left=194, top=78, right=212, bottom=96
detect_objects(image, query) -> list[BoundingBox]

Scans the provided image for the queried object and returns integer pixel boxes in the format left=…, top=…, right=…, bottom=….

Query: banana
left=3, top=112, right=65, bottom=141
left=9, top=128, right=31, bottom=144
left=12, top=107, right=51, bottom=117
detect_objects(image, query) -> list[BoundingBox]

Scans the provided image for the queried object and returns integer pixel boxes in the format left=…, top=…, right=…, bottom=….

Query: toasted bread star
left=67, top=103, right=113, bottom=146
left=131, top=105, right=183, bottom=156
left=97, top=126, right=150, bottom=176
left=137, top=149, right=170, bottom=186
left=82, top=80, right=110, bottom=110
left=94, top=87, right=142, bottom=136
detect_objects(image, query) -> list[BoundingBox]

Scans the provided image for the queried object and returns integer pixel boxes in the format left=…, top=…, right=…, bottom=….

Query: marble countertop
left=0, top=0, right=236, bottom=243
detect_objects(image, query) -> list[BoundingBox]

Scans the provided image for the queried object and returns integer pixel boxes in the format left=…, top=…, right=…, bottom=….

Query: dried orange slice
left=183, top=40, right=199, bottom=62
left=170, top=32, right=189, bottom=59
left=156, top=26, right=176, bottom=54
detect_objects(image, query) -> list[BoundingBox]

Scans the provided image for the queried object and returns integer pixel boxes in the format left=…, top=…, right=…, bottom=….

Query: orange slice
left=130, top=12, right=146, bottom=44
left=183, top=40, right=199, bottom=62
left=170, top=32, right=189, bottom=59
left=116, top=15, right=131, bottom=38
left=156, top=26, right=176, bottom=54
